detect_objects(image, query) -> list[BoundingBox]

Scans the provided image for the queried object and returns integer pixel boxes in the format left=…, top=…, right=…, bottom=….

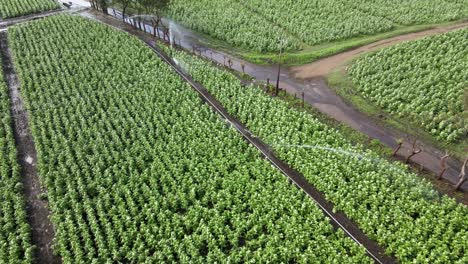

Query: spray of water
left=274, top=143, right=375, bottom=162
left=273, top=142, right=440, bottom=200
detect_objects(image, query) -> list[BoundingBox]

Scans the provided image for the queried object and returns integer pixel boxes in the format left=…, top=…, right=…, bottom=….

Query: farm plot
left=166, top=0, right=299, bottom=52
left=349, top=29, right=467, bottom=142
left=166, top=0, right=467, bottom=53
left=8, top=15, right=372, bottom=263
left=0, top=53, right=33, bottom=263
left=239, top=0, right=394, bottom=46
left=159, top=44, right=468, bottom=264
left=0, top=0, right=60, bottom=19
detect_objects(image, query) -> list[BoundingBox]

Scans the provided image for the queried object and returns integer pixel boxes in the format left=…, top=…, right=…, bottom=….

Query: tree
left=405, top=139, right=422, bottom=164
left=114, top=0, right=132, bottom=22
left=438, top=151, right=449, bottom=180
left=90, top=0, right=109, bottom=14
left=454, top=158, right=468, bottom=191
left=138, top=0, right=170, bottom=38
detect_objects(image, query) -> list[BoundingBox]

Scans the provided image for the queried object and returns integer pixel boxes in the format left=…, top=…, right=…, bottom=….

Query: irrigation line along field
left=153, top=38, right=396, bottom=264
left=87, top=14, right=396, bottom=263
left=0, top=32, right=61, bottom=264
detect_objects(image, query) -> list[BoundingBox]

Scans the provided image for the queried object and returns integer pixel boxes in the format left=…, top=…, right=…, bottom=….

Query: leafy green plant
left=349, top=29, right=467, bottom=142
left=165, top=0, right=467, bottom=53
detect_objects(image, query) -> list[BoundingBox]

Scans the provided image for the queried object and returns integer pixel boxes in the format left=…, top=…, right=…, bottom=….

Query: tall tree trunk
left=455, top=158, right=468, bottom=191
left=99, top=0, right=108, bottom=15
left=122, top=6, right=128, bottom=22
left=152, top=22, right=157, bottom=37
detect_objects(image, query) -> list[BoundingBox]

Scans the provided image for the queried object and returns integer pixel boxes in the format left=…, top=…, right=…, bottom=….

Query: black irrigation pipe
left=149, top=40, right=396, bottom=264
left=87, top=13, right=397, bottom=264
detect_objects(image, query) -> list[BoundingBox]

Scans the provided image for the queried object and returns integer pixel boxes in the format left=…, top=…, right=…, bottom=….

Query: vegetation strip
left=0, top=32, right=59, bottom=263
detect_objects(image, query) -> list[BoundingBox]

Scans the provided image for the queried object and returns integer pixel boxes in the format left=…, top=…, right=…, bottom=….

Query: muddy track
left=86, top=11, right=397, bottom=263
left=103, top=9, right=468, bottom=193
left=0, top=33, right=61, bottom=264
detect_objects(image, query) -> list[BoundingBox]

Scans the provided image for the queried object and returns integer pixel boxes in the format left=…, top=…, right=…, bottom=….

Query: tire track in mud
left=0, top=32, right=61, bottom=264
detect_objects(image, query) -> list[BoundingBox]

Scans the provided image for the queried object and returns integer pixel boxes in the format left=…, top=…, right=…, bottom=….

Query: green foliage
left=165, top=0, right=467, bottom=53
left=8, top=15, right=372, bottom=263
left=0, top=0, right=60, bottom=19
left=166, top=0, right=300, bottom=52
left=0, top=49, right=33, bottom=263
left=240, top=0, right=394, bottom=46
left=348, top=0, right=468, bottom=25
left=159, top=43, right=468, bottom=264
left=349, top=29, right=467, bottom=142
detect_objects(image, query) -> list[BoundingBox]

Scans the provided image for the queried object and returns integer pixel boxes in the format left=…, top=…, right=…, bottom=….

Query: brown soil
left=290, top=22, right=468, bottom=79
left=0, top=33, right=61, bottom=264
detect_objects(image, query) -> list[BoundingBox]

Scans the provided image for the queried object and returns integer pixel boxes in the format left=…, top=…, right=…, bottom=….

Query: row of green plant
left=238, top=0, right=394, bottom=46
left=0, top=50, right=33, bottom=263
left=8, top=15, right=372, bottom=263
left=0, top=0, right=60, bottom=19
left=349, top=0, right=467, bottom=25
left=349, top=28, right=467, bottom=142
left=158, top=43, right=468, bottom=264
left=165, top=0, right=299, bottom=53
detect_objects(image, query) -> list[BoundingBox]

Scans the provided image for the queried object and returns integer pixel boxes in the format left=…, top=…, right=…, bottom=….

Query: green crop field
left=0, top=0, right=60, bottom=19
left=159, top=44, right=468, bottom=264
left=1, top=0, right=467, bottom=262
left=0, top=53, right=33, bottom=263
left=349, top=29, right=467, bottom=143
left=166, top=0, right=467, bottom=54
left=7, top=15, right=373, bottom=263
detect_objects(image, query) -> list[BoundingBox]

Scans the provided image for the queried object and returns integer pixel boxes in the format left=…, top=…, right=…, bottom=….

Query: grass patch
left=236, top=20, right=467, bottom=66
left=327, top=64, right=468, bottom=161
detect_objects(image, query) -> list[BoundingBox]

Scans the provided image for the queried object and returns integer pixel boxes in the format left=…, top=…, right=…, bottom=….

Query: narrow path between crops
left=0, top=33, right=61, bottom=264
left=85, top=11, right=397, bottom=264
left=105, top=8, right=468, bottom=192
left=0, top=3, right=88, bottom=30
